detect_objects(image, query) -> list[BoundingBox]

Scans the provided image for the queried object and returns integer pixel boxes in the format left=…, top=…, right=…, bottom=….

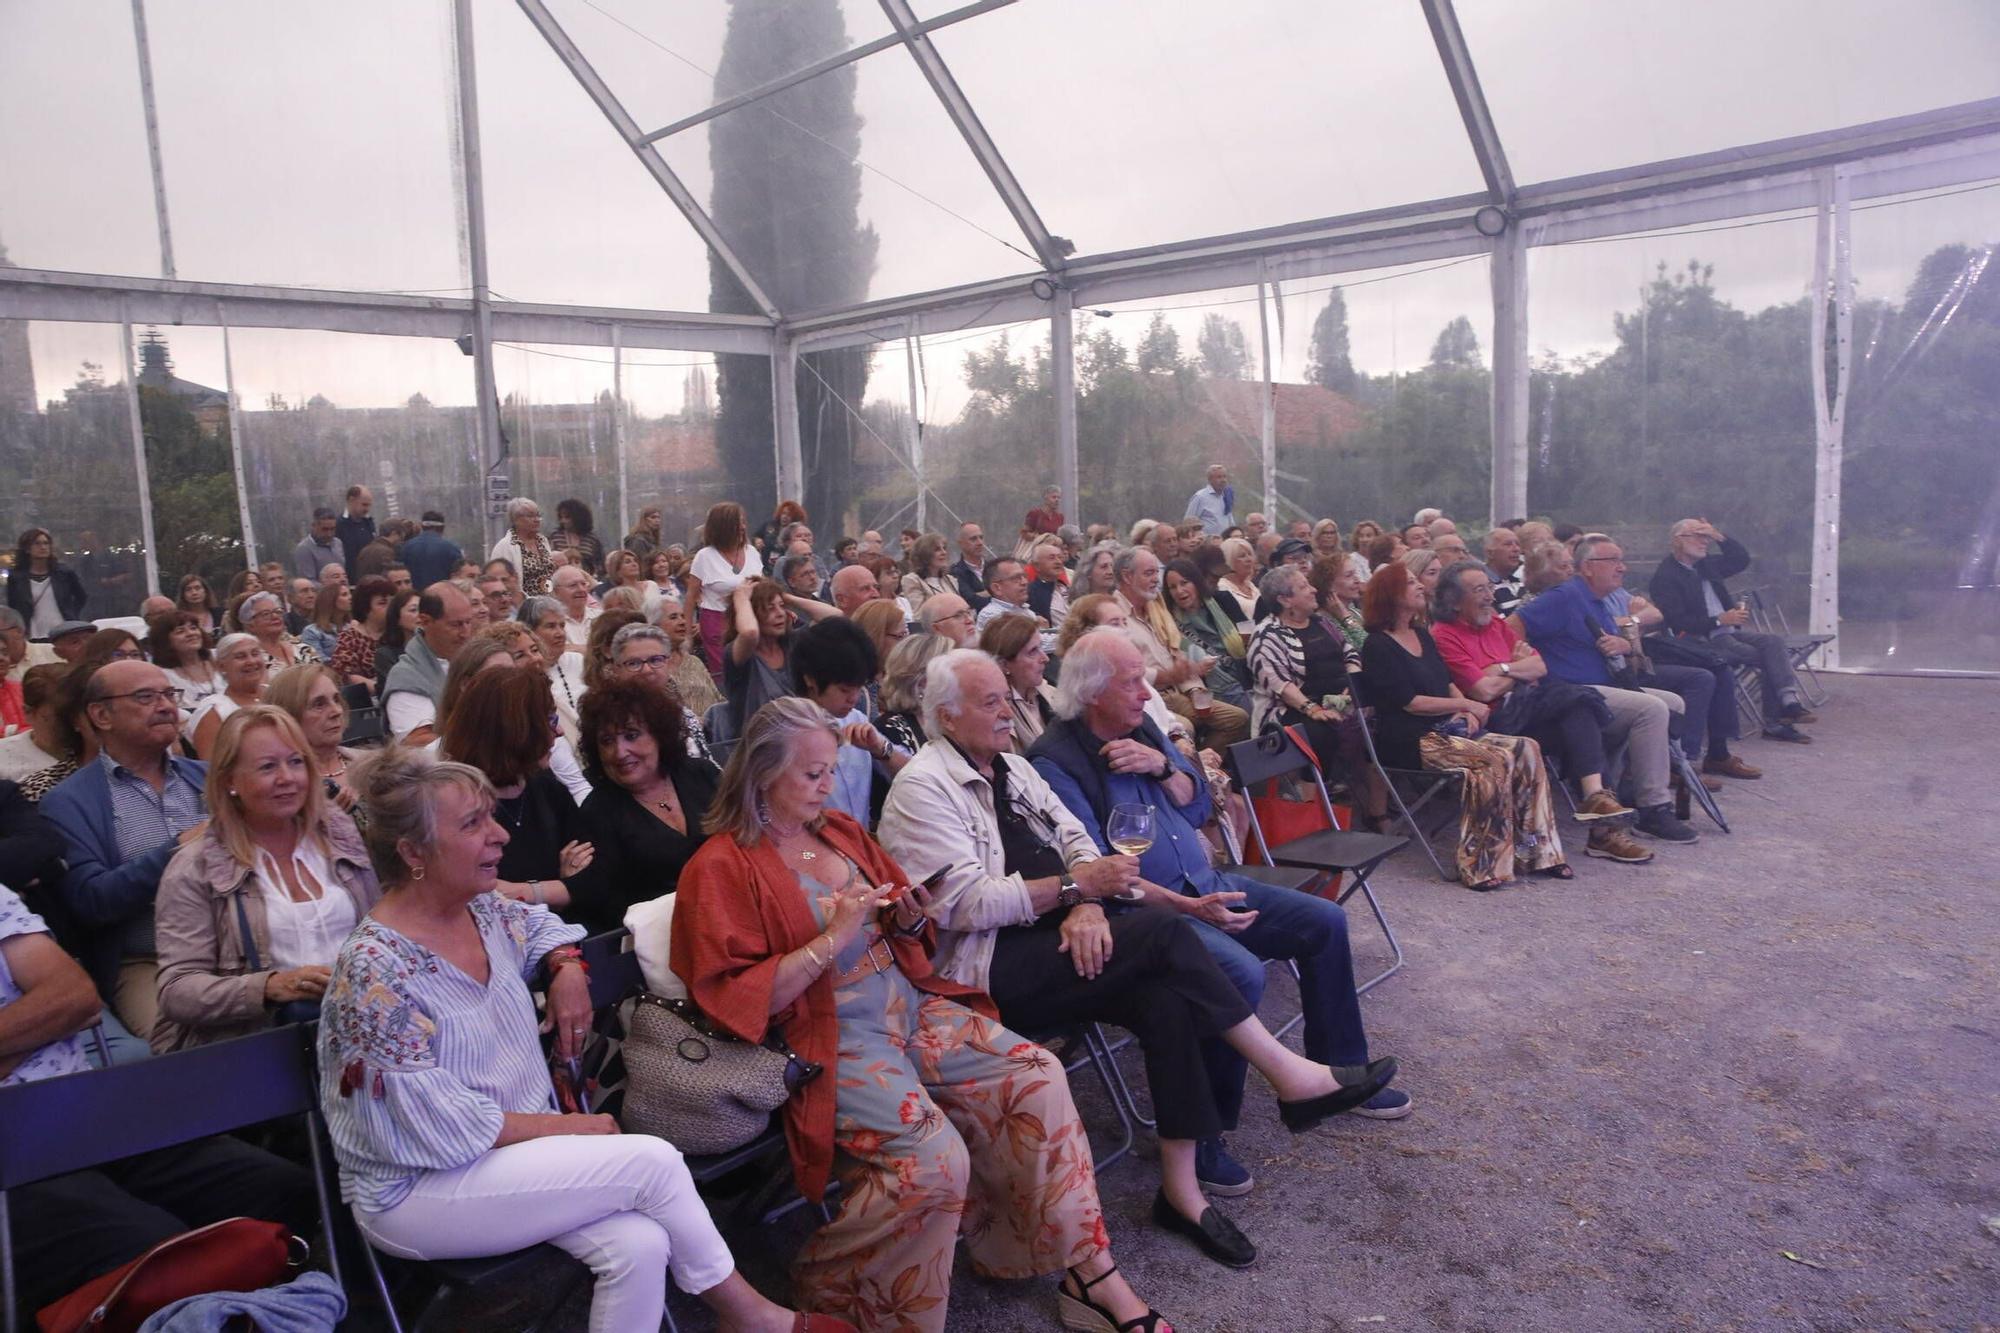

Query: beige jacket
left=151, top=810, right=379, bottom=1054
left=875, top=739, right=1099, bottom=991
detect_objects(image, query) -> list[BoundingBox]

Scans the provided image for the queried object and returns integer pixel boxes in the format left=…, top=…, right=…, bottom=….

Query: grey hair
left=1127, top=519, right=1157, bottom=546
left=0, top=608, right=22, bottom=634
left=1219, top=537, right=1253, bottom=568
left=776, top=552, right=818, bottom=588
left=238, top=591, right=283, bottom=621
left=920, top=648, right=997, bottom=740
left=1432, top=560, right=1495, bottom=624
left=1573, top=535, right=1618, bottom=566
left=214, top=632, right=259, bottom=660
left=505, top=496, right=540, bottom=522
left=610, top=622, right=671, bottom=658
left=1259, top=564, right=1308, bottom=602
left=1109, top=545, right=1147, bottom=589
left=703, top=696, right=840, bottom=846
left=917, top=598, right=963, bottom=634
left=1050, top=628, right=1129, bottom=721
left=1057, top=524, right=1084, bottom=547
left=351, top=745, right=494, bottom=885
left=1399, top=548, right=1439, bottom=582
left=517, top=595, right=562, bottom=626
left=880, top=632, right=954, bottom=716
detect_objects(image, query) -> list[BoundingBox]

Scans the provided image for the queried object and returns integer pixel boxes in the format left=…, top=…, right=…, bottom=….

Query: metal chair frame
left=1346, top=674, right=1466, bottom=883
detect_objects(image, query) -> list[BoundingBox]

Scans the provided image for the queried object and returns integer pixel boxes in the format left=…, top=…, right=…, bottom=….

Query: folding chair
left=0, top=1025, right=344, bottom=1333
left=1745, top=586, right=1833, bottom=707
left=1226, top=731, right=1408, bottom=996
left=1346, top=674, right=1465, bottom=883
left=1671, top=743, right=1730, bottom=834
left=340, top=681, right=387, bottom=748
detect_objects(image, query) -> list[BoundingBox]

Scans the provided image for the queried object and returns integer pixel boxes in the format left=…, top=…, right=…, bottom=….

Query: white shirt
left=562, top=606, right=599, bottom=650
left=24, top=576, right=60, bottom=638
left=185, top=692, right=244, bottom=746
left=254, top=840, right=359, bottom=970
left=689, top=546, right=763, bottom=613
left=547, top=653, right=586, bottom=745
left=164, top=665, right=224, bottom=718
left=0, top=730, right=60, bottom=783
left=385, top=692, right=436, bottom=742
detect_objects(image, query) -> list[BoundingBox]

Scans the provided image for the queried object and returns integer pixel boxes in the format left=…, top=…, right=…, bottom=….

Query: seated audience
left=1058, top=593, right=1190, bottom=747
left=176, top=572, right=223, bottom=638
left=827, top=564, right=877, bottom=616
left=317, top=748, right=820, bottom=1333
left=606, top=623, right=719, bottom=771
left=974, top=556, right=1036, bottom=631
left=152, top=706, right=380, bottom=1053
left=41, top=658, right=210, bottom=1039
left=302, top=581, right=351, bottom=664
left=1164, top=558, right=1251, bottom=712
left=1247, top=565, right=1357, bottom=774
left=582, top=608, right=647, bottom=693
left=1025, top=535, right=1070, bottom=628
left=1521, top=541, right=1574, bottom=600
left=570, top=679, right=715, bottom=935
left=1514, top=539, right=1700, bottom=847
left=979, top=613, right=1056, bottom=754
left=725, top=577, right=831, bottom=736
left=916, top=591, right=975, bottom=647
left=671, top=698, right=1169, bottom=1332
left=187, top=633, right=268, bottom=759
left=0, top=663, right=68, bottom=783
left=522, top=595, right=588, bottom=741
left=898, top=532, right=956, bottom=614
left=17, top=660, right=107, bottom=803
left=875, top=632, right=953, bottom=760
left=3, top=882, right=317, bottom=1312
left=81, top=627, right=145, bottom=665
left=240, top=590, right=319, bottom=672
left=267, top=662, right=366, bottom=817
left=383, top=581, right=476, bottom=746
left=1214, top=537, right=1261, bottom=631
left=1359, top=561, right=1573, bottom=888
left=851, top=599, right=910, bottom=708
left=1485, top=525, right=1526, bottom=615
left=373, top=589, right=420, bottom=683
left=440, top=666, right=590, bottom=914
left=883, top=647, right=1399, bottom=1270
left=331, top=577, right=395, bottom=690
left=551, top=565, right=599, bottom=651
left=48, top=621, right=99, bottom=665
left=1429, top=561, right=1651, bottom=865
left=1113, top=546, right=1249, bottom=749
left=653, top=590, right=721, bottom=721
left=148, top=611, right=221, bottom=715
left=1651, top=518, right=1817, bottom=742
left=790, top=616, right=899, bottom=823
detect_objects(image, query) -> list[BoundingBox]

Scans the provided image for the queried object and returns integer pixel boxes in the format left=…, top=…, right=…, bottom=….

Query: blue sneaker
left=1349, top=1087, right=1413, bottom=1120
left=1194, top=1136, right=1254, bottom=1196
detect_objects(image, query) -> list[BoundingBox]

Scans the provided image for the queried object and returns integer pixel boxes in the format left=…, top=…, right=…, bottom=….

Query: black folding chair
left=1346, top=674, right=1465, bottom=883
left=0, top=1025, right=343, bottom=1333
left=1745, top=586, right=1833, bottom=706
left=1226, top=731, right=1409, bottom=996
left=340, top=682, right=387, bottom=749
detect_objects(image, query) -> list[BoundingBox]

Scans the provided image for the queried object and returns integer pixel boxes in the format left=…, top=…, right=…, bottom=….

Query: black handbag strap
left=232, top=890, right=264, bottom=975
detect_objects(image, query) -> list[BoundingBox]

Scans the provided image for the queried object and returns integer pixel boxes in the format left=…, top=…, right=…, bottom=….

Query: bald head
left=919, top=593, right=973, bottom=646
left=830, top=564, right=878, bottom=615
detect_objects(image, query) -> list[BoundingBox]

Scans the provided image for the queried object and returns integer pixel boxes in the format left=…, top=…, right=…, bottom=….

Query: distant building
left=135, top=330, right=229, bottom=433
left=684, top=364, right=713, bottom=421
left=0, top=244, right=35, bottom=414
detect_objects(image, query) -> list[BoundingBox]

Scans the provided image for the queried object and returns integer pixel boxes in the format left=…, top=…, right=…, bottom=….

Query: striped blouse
left=316, top=893, right=585, bottom=1212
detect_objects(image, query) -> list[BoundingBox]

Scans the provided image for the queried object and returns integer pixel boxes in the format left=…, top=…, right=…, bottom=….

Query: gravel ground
left=518, top=674, right=2000, bottom=1333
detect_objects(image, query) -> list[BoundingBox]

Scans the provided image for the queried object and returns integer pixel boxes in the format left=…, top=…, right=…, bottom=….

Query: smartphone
left=921, top=866, right=950, bottom=891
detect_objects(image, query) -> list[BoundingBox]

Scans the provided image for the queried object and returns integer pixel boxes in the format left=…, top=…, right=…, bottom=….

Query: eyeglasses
left=1581, top=556, right=1626, bottom=565
left=934, top=610, right=971, bottom=625
left=109, top=646, right=146, bottom=661
left=622, top=654, right=671, bottom=672
left=98, top=687, right=183, bottom=707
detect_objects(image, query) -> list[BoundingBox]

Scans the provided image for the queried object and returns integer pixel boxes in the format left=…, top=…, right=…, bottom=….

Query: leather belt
left=832, top=935, right=896, bottom=988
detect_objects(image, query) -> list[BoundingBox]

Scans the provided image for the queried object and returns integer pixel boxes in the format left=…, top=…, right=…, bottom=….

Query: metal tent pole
left=1808, top=167, right=1853, bottom=666
left=613, top=323, right=628, bottom=539
left=1489, top=226, right=1529, bottom=523
left=904, top=333, right=926, bottom=534
left=452, top=0, right=503, bottom=552
left=1255, top=260, right=1278, bottom=521
left=219, top=315, right=258, bottom=569
left=129, top=0, right=175, bottom=280
left=120, top=318, right=162, bottom=599
left=1051, top=289, right=1079, bottom=529
left=772, top=335, right=802, bottom=504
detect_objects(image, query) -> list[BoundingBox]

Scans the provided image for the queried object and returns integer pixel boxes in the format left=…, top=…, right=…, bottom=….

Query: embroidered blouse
left=316, top=894, right=584, bottom=1212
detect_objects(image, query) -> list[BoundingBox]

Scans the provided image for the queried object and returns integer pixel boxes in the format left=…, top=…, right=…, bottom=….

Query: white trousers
left=358, top=1135, right=736, bottom=1333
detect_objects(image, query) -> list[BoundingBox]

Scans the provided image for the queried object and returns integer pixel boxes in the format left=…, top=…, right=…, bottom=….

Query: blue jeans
left=1182, top=873, right=1372, bottom=1129
left=1645, top=662, right=1727, bottom=761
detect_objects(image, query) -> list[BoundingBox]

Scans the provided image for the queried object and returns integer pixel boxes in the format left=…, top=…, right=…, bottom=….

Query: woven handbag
left=618, top=992, right=816, bottom=1155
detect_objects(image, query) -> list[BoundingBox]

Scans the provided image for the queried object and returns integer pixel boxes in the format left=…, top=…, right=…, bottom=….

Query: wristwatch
left=1154, top=753, right=1175, bottom=781
left=1498, top=662, right=1511, bottom=677
left=1056, top=868, right=1084, bottom=910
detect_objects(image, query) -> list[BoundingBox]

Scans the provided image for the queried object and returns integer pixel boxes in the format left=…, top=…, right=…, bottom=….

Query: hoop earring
left=410, top=863, right=426, bottom=881
left=754, top=791, right=771, bottom=826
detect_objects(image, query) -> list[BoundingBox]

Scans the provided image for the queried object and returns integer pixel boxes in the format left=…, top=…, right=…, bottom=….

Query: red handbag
left=36, top=1217, right=304, bottom=1333
left=1242, top=726, right=1349, bottom=898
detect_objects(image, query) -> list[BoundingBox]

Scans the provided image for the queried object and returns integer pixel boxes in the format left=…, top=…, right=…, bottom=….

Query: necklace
left=770, top=826, right=817, bottom=861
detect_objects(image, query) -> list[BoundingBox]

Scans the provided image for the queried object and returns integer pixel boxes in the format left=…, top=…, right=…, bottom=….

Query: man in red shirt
left=1023, top=485, right=1064, bottom=536
left=1430, top=561, right=1652, bottom=864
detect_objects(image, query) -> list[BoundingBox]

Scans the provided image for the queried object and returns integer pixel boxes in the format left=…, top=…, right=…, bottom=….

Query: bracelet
left=801, top=935, right=830, bottom=970
left=545, top=947, right=588, bottom=980
left=528, top=878, right=544, bottom=904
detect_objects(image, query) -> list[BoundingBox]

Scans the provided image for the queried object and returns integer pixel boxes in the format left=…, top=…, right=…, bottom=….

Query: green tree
left=1428, top=315, right=1482, bottom=370
left=140, top=385, right=243, bottom=591
left=1197, top=314, right=1251, bottom=379
left=1136, top=312, right=1184, bottom=374
left=706, top=0, right=879, bottom=531
left=1306, top=289, right=1356, bottom=392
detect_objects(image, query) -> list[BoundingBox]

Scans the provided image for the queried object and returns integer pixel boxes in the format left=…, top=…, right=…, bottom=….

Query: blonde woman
left=153, top=705, right=379, bottom=1053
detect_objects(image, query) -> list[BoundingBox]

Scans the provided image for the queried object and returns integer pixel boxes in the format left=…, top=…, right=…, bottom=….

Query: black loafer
left=1278, top=1056, right=1399, bottom=1132
left=1151, top=1189, right=1256, bottom=1268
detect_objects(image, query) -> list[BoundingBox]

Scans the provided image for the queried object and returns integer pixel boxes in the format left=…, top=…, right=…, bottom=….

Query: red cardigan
left=669, top=810, right=996, bottom=1202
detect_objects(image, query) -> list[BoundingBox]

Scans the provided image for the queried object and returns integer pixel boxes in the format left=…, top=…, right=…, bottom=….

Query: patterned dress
left=792, top=855, right=1107, bottom=1332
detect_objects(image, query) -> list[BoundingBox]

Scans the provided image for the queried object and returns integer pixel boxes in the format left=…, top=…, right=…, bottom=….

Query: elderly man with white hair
left=879, top=645, right=1400, bottom=1269
left=1029, top=632, right=1410, bottom=1172
left=1184, top=464, right=1235, bottom=537
left=550, top=564, right=598, bottom=650
left=916, top=592, right=975, bottom=647
left=1113, top=546, right=1249, bottom=749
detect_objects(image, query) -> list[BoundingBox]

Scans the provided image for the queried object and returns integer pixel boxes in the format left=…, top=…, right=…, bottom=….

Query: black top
left=722, top=647, right=795, bottom=738
left=1359, top=626, right=1455, bottom=770
left=493, top=769, right=584, bottom=895
left=569, top=765, right=716, bottom=935
left=1297, top=616, right=1350, bottom=702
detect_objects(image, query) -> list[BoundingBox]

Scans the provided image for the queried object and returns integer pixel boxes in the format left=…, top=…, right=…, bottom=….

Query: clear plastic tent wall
left=0, top=0, right=1996, bottom=671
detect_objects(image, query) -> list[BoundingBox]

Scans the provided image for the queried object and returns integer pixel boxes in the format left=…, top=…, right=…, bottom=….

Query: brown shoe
left=1585, top=826, right=1654, bottom=864
left=1575, top=789, right=1633, bottom=822
left=1702, top=754, right=1762, bottom=780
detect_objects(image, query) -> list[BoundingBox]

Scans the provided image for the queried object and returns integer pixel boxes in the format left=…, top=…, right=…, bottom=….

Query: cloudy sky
left=3, top=0, right=1997, bottom=420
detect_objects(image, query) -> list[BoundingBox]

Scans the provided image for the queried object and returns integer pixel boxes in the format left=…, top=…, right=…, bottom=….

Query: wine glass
left=1105, top=803, right=1154, bottom=901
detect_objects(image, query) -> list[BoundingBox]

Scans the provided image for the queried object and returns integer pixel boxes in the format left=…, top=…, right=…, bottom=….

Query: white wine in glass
left=1105, top=803, right=1154, bottom=900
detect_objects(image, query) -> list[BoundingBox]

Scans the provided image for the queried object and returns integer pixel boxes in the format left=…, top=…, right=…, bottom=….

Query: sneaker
left=1575, top=789, right=1633, bottom=822
left=1763, top=721, right=1812, bottom=744
left=1194, top=1136, right=1254, bottom=1197
left=1586, top=825, right=1655, bottom=863
left=1349, top=1087, right=1413, bottom=1120
left=1636, top=803, right=1700, bottom=843
left=1702, top=754, right=1762, bottom=779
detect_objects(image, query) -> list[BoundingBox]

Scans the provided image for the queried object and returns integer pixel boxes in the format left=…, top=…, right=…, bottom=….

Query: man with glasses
left=974, top=557, right=1036, bottom=633
left=918, top=593, right=976, bottom=648
left=40, top=659, right=208, bottom=1044
left=1516, top=538, right=1699, bottom=846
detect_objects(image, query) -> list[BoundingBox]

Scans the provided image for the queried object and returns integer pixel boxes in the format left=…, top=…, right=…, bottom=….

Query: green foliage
left=139, top=386, right=243, bottom=590
left=1135, top=313, right=1184, bottom=374
left=1428, top=315, right=1481, bottom=370
left=706, top=0, right=879, bottom=530
left=1306, top=290, right=1356, bottom=392
left=1196, top=314, right=1251, bottom=379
